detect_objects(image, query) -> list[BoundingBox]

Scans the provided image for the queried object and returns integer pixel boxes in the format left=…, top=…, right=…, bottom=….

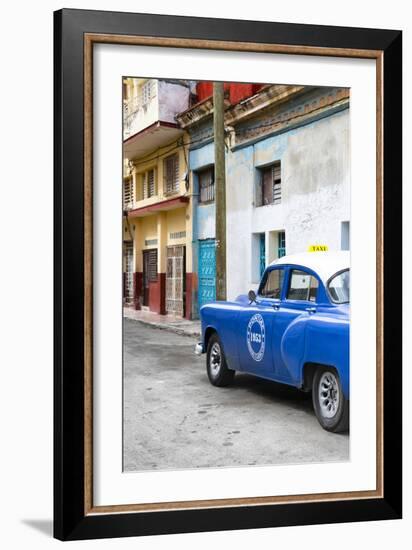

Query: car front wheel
left=312, top=368, right=349, bottom=432
left=206, top=333, right=235, bottom=387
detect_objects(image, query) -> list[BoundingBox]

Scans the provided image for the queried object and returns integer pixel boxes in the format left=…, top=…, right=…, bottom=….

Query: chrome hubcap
left=210, top=342, right=222, bottom=376
left=318, top=371, right=340, bottom=418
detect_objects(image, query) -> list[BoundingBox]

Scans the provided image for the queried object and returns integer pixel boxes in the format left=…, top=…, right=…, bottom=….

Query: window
left=198, top=167, right=215, bottom=203
left=260, top=268, right=284, bottom=299
left=341, top=221, right=350, bottom=250
left=287, top=270, right=319, bottom=302
left=256, top=161, right=281, bottom=206
left=141, top=169, right=156, bottom=199
left=328, top=269, right=350, bottom=304
left=144, top=249, right=158, bottom=282
left=164, top=154, right=179, bottom=195
left=123, top=178, right=134, bottom=209
left=278, top=231, right=286, bottom=258
left=259, top=233, right=266, bottom=278
left=147, top=169, right=155, bottom=198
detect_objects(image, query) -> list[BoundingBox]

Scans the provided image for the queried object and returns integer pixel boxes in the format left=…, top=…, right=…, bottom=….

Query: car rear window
left=328, top=269, right=350, bottom=304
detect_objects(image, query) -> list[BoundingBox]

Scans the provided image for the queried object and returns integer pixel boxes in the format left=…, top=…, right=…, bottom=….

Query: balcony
left=127, top=195, right=190, bottom=218
left=123, top=145, right=189, bottom=216
left=123, top=79, right=191, bottom=159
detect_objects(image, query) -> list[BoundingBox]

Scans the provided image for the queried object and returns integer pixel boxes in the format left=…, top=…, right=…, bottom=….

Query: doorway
left=166, top=245, right=186, bottom=316
left=142, top=249, right=158, bottom=307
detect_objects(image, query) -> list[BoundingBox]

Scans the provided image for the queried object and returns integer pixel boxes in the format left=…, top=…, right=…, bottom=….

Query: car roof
left=269, top=251, right=350, bottom=285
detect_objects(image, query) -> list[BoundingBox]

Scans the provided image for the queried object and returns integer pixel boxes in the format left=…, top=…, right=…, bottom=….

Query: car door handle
left=305, top=306, right=317, bottom=314
left=273, top=304, right=280, bottom=311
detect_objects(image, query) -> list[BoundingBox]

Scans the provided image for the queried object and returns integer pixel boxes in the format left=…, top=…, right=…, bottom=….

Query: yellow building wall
left=125, top=207, right=193, bottom=274
left=130, top=142, right=189, bottom=210
left=140, top=216, right=158, bottom=245
left=165, top=207, right=193, bottom=273
left=123, top=126, right=195, bottom=276
left=123, top=219, right=132, bottom=241
left=166, top=209, right=186, bottom=243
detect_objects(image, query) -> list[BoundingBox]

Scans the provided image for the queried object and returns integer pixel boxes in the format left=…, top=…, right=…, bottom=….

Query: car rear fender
left=300, top=314, right=350, bottom=398
left=200, top=302, right=241, bottom=370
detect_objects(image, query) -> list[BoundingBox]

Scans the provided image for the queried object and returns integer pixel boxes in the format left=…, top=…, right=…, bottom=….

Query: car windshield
left=327, top=269, right=350, bottom=304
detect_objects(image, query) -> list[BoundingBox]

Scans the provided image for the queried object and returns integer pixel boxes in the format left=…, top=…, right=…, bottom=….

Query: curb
left=125, top=316, right=201, bottom=338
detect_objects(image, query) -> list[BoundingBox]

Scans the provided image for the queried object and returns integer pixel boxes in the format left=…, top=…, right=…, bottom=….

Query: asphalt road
left=123, top=319, right=349, bottom=472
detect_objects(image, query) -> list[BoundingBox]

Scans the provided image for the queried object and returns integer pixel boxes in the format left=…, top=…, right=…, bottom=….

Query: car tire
left=206, top=333, right=235, bottom=387
left=312, top=367, right=349, bottom=433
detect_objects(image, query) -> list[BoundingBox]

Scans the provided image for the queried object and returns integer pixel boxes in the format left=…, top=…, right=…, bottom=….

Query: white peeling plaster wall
left=226, top=109, right=350, bottom=300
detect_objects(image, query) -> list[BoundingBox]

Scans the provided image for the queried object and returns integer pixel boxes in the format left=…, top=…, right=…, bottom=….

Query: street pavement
left=123, top=319, right=349, bottom=472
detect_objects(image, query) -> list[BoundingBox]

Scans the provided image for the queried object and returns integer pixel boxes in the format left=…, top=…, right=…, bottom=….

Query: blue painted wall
left=189, top=141, right=216, bottom=317
left=189, top=141, right=216, bottom=240
left=187, top=87, right=350, bottom=308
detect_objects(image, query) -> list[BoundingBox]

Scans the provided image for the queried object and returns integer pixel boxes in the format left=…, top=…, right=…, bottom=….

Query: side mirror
left=248, top=290, right=257, bottom=303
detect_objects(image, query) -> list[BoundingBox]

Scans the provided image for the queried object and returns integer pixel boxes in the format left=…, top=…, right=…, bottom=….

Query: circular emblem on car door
left=246, top=314, right=266, bottom=362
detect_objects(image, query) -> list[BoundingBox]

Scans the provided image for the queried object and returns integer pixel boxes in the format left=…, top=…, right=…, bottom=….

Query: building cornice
left=225, top=85, right=306, bottom=126
left=176, top=84, right=306, bottom=130
left=232, top=98, right=349, bottom=151
left=176, top=94, right=231, bottom=129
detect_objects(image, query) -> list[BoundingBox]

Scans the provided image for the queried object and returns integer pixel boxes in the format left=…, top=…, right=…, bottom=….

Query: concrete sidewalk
left=123, top=307, right=201, bottom=337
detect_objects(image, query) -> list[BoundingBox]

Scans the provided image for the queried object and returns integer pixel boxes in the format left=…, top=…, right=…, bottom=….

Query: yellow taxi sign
left=308, top=244, right=329, bottom=252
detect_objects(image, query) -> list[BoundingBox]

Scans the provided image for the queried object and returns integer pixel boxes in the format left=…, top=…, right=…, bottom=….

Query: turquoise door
left=198, top=239, right=216, bottom=311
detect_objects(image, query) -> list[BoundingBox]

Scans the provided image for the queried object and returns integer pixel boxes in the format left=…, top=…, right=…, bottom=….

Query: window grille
left=166, top=245, right=185, bottom=316
left=170, top=231, right=186, bottom=240
left=123, top=241, right=134, bottom=303
left=145, top=249, right=158, bottom=282
left=198, top=167, right=215, bottom=203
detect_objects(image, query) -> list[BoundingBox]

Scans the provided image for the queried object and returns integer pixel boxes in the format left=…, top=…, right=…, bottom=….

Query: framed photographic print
left=54, top=8, right=402, bottom=541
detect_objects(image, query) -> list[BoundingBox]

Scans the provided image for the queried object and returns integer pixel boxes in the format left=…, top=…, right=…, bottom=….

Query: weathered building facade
left=177, top=83, right=350, bottom=311
left=123, top=78, right=195, bottom=318
left=177, top=84, right=264, bottom=316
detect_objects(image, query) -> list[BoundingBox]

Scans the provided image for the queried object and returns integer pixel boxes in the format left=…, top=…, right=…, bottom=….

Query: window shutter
left=142, top=173, right=148, bottom=199
left=273, top=162, right=281, bottom=204
left=164, top=154, right=179, bottom=194
left=123, top=178, right=133, bottom=208
left=148, top=169, right=155, bottom=197
left=262, top=168, right=273, bottom=205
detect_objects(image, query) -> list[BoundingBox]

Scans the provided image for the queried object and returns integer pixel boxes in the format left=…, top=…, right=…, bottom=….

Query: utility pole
left=213, top=81, right=227, bottom=301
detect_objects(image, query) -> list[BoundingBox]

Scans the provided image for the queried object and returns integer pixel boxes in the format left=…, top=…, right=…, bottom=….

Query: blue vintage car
left=195, top=251, right=350, bottom=432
